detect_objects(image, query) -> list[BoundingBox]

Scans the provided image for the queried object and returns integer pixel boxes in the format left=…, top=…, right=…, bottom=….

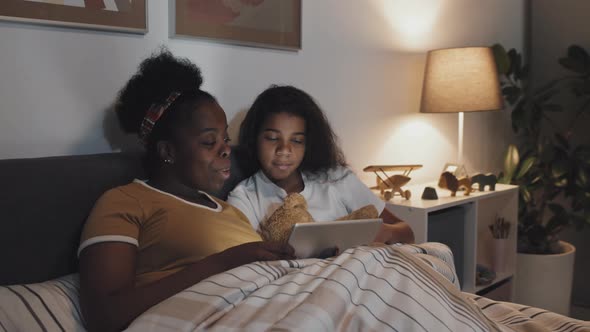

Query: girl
left=228, top=85, right=414, bottom=245
left=78, top=50, right=294, bottom=332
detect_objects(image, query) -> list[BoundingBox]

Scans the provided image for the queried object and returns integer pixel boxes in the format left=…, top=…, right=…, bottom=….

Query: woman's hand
left=217, top=241, right=296, bottom=269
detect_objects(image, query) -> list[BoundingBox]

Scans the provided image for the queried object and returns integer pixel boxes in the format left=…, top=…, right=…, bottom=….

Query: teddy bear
left=259, top=193, right=379, bottom=243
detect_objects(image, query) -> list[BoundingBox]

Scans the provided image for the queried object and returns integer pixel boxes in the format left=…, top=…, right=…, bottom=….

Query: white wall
left=0, top=0, right=525, bottom=185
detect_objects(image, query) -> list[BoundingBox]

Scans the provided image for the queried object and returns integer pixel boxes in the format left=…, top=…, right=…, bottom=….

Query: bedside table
left=383, top=182, right=518, bottom=300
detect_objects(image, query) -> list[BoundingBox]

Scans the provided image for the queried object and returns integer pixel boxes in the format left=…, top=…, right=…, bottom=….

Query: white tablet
left=287, top=218, right=383, bottom=259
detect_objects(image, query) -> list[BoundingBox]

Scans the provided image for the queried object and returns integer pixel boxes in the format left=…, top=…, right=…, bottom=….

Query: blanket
left=127, top=243, right=589, bottom=331
left=2, top=243, right=586, bottom=331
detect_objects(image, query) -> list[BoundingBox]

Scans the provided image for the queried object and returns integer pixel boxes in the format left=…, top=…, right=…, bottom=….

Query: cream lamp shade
left=420, top=46, right=504, bottom=164
left=420, top=47, right=503, bottom=114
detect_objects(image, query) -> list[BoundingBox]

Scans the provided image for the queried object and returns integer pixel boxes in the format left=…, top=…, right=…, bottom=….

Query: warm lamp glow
left=420, top=47, right=503, bottom=163
left=380, top=0, right=443, bottom=50
left=377, top=116, right=452, bottom=183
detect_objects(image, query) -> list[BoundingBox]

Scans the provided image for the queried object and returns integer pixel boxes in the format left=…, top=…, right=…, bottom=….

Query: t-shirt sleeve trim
left=77, top=235, right=139, bottom=257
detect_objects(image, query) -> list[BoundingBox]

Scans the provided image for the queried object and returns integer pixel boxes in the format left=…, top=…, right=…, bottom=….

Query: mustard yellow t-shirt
left=78, top=180, right=261, bottom=286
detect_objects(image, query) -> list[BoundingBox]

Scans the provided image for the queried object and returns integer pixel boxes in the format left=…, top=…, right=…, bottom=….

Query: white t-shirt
left=227, top=167, right=385, bottom=231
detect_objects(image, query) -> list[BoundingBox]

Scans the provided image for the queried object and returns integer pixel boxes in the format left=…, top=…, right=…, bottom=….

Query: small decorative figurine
left=438, top=171, right=473, bottom=196
left=363, top=165, right=423, bottom=201
left=471, top=173, right=498, bottom=191
left=421, top=187, right=438, bottom=200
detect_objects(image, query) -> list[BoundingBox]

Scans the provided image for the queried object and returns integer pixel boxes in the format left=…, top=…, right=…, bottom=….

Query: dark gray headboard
left=0, top=148, right=246, bottom=285
left=0, top=152, right=144, bottom=285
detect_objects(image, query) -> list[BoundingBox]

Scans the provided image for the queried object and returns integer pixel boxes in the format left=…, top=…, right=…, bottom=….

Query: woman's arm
left=374, top=208, right=415, bottom=244
left=79, top=241, right=294, bottom=332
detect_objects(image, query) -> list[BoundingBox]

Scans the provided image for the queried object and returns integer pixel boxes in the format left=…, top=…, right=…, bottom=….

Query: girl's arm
left=79, top=241, right=293, bottom=332
left=374, top=208, right=415, bottom=244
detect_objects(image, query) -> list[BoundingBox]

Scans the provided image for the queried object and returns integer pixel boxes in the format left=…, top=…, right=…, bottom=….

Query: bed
left=0, top=152, right=587, bottom=331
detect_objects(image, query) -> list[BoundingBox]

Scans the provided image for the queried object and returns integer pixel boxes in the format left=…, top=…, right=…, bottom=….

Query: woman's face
left=171, top=101, right=231, bottom=193
left=256, top=112, right=306, bottom=185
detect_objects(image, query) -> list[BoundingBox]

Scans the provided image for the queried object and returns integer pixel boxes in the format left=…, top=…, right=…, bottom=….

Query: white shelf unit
left=384, top=183, right=518, bottom=299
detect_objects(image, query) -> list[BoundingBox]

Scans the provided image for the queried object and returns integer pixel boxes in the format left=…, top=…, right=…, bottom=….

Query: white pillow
left=0, top=274, right=85, bottom=331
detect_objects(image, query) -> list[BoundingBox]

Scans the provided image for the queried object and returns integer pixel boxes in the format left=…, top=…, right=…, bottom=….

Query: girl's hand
left=373, top=223, right=415, bottom=244
left=218, top=241, right=296, bottom=268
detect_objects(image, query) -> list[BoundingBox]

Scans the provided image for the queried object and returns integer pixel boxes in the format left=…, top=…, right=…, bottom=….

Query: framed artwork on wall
left=0, top=0, right=147, bottom=34
left=171, top=0, right=301, bottom=50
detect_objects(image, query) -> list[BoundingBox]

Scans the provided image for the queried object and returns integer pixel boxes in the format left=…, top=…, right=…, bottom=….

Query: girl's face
left=257, top=112, right=306, bottom=185
left=171, top=101, right=231, bottom=193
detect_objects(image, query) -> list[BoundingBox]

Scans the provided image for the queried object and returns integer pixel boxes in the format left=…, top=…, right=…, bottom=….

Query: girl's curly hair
left=237, top=85, right=346, bottom=178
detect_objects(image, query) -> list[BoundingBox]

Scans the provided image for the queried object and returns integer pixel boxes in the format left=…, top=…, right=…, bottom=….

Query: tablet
left=287, top=218, right=383, bottom=258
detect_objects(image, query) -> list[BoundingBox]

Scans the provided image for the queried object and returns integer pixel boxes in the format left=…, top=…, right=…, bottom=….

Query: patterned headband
left=139, top=91, right=182, bottom=145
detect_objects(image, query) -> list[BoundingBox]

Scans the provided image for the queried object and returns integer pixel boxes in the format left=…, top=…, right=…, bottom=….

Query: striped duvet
left=127, top=243, right=588, bottom=331
left=1, top=243, right=588, bottom=331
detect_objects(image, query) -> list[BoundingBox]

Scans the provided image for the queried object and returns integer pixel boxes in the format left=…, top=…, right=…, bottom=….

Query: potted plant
left=492, top=43, right=590, bottom=315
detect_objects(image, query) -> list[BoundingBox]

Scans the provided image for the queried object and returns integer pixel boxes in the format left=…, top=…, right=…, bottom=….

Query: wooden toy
left=363, top=165, right=422, bottom=201
left=471, top=173, right=498, bottom=191
left=438, top=171, right=473, bottom=196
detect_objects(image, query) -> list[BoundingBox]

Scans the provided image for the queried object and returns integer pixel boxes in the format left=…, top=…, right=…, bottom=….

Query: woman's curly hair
left=237, top=85, right=346, bottom=178
left=115, top=47, right=216, bottom=174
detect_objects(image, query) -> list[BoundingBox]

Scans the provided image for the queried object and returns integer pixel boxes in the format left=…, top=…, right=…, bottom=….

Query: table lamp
left=420, top=47, right=503, bottom=165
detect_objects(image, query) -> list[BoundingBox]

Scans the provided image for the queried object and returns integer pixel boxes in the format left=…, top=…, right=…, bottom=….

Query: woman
left=78, top=50, right=294, bottom=332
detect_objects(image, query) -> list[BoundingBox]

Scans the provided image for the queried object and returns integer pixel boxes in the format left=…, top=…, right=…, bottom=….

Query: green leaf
left=513, top=52, right=523, bottom=80
left=492, top=44, right=510, bottom=75
left=548, top=203, right=566, bottom=216
left=520, top=186, right=532, bottom=203
left=498, top=175, right=510, bottom=185
left=559, top=58, right=585, bottom=74
left=551, top=159, right=569, bottom=180
left=503, top=144, right=519, bottom=182
left=530, top=175, right=542, bottom=185
left=575, top=168, right=589, bottom=187
left=555, top=177, right=569, bottom=188
left=515, top=156, right=536, bottom=180
left=507, top=49, right=519, bottom=76
left=546, top=215, right=568, bottom=235
left=559, top=45, right=590, bottom=74
left=502, top=86, right=522, bottom=105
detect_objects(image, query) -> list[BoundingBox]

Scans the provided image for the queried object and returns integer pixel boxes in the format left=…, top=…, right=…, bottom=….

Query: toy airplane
left=363, top=165, right=423, bottom=200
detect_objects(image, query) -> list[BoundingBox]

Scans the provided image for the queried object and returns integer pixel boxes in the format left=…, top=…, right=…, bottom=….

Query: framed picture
left=0, top=0, right=147, bottom=34
left=171, top=0, right=301, bottom=50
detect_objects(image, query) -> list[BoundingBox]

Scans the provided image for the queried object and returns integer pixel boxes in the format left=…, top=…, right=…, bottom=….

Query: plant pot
left=514, top=241, right=576, bottom=316
left=492, top=238, right=509, bottom=273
